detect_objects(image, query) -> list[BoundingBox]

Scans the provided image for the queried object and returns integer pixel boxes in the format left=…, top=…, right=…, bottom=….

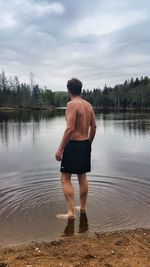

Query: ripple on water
left=84, top=173, right=150, bottom=231
left=0, top=168, right=63, bottom=217
left=0, top=169, right=150, bottom=239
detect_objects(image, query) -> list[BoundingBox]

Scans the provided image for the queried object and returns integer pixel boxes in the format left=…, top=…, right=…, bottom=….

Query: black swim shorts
left=60, top=139, right=91, bottom=174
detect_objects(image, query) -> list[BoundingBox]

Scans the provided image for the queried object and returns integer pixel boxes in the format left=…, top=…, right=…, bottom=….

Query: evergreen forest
left=0, top=71, right=150, bottom=109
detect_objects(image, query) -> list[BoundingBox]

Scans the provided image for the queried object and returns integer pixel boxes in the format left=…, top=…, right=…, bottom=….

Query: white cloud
left=69, top=10, right=148, bottom=37
left=0, top=12, right=17, bottom=28
left=35, top=2, right=65, bottom=16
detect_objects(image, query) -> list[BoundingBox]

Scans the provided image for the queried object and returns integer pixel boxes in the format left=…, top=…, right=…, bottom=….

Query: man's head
left=67, top=78, right=82, bottom=96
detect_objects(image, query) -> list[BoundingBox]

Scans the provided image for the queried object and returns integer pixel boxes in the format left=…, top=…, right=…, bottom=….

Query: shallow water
left=0, top=110, right=150, bottom=246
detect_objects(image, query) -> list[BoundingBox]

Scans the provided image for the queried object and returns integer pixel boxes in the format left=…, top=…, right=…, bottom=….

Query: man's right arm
left=89, top=109, right=96, bottom=143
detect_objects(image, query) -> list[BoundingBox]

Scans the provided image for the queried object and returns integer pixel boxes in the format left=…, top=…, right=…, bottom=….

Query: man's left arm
left=55, top=102, right=76, bottom=161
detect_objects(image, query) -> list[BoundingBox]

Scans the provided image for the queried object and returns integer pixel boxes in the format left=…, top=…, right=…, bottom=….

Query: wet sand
left=0, top=228, right=150, bottom=267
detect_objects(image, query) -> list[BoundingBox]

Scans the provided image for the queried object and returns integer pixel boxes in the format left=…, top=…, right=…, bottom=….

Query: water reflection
left=62, top=212, right=89, bottom=236
left=97, top=112, right=150, bottom=136
left=121, top=120, right=150, bottom=135
left=0, top=109, right=65, bottom=122
left=0, top=110, right=65, bottom=147
left=63, top=219, right=75, bottom=236
left=78, top=212, right=89, bottom=233
left=0, top=110, right=150, bottom=148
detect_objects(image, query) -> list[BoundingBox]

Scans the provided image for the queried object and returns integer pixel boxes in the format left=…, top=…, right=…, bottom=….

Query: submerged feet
left=56, top=206, right=86, bottom=220
left=75, top=206, right=86, bottom=214
left=56, top=212, right=76, bottom=220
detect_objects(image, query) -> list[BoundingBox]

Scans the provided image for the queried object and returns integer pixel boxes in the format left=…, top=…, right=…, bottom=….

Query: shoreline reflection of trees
left=0, top=111, right=150, bottom=147
left=0, top=110, right=65, bottom=147
left=101, top=113, right=150, bottom=135
left=121, top=120, right=150, bottom=135
left=0, top=109, right=65, bottom=123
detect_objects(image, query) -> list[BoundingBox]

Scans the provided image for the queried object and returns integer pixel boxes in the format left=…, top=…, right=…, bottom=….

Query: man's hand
left=55, top=148, right=63, bottom=161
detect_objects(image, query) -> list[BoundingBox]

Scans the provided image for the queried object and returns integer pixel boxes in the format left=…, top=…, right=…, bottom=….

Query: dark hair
left=67, top=78, right=82, bottom=96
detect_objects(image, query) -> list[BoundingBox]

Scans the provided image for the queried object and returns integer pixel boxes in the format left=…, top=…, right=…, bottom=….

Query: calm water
left=0, top=110, right=150, bottom=247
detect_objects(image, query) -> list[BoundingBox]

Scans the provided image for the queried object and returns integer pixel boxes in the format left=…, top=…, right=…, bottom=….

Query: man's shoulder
left=66, top=100, right=77, bottom=111
left=82, top=99, right=92, bottom=106
left=81, top=99, right=93, bottom=111
left=67, top=100, right=75, bottom=107
left=67, top=99, right=80, bottom=107
left=67, top=98, right=93, bottom=111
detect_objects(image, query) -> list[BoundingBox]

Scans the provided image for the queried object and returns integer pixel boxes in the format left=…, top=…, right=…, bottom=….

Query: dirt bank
left=0, top=228, right=150, bottom=267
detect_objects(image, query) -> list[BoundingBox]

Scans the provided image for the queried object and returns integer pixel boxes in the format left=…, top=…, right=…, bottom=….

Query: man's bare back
left=67, top=97, right=95, bottom=141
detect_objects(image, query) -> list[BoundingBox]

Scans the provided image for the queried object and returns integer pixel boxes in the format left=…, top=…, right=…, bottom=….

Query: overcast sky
left=0, top=0, right=150, bottom=91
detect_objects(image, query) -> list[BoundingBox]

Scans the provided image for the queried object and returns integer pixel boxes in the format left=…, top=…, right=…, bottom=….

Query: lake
left=0, top=110, right=150, bottom=247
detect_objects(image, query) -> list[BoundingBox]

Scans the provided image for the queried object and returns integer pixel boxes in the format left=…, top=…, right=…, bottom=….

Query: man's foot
left=56, top=213, right=76, bottom=220
left=75, top=206, right=86, bottom=214
left=80, top=209, right=86, bottom=214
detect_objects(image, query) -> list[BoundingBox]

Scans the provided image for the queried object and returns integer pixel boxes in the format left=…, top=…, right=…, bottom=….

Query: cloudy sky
left=0, top=0, right=150, bottom=91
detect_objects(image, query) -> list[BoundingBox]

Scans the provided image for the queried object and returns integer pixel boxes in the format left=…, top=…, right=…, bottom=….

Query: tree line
left=0, top=70, right=150, bottom=109
left=0, top=71, right=68, bottom=108
left=83, top=76, right=150, bottom=108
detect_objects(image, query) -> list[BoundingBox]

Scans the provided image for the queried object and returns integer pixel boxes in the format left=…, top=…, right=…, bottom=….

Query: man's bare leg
left=77, top=173, right=88, bottom=213
left=57, top=173, right=76, bottom=219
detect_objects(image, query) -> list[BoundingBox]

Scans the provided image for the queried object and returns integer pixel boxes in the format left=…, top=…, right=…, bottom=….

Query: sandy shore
left=0, top=228, right=150, bottom=267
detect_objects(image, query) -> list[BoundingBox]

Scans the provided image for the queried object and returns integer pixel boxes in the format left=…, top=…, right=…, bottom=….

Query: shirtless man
left=55, top=78, right=96, bottom=219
